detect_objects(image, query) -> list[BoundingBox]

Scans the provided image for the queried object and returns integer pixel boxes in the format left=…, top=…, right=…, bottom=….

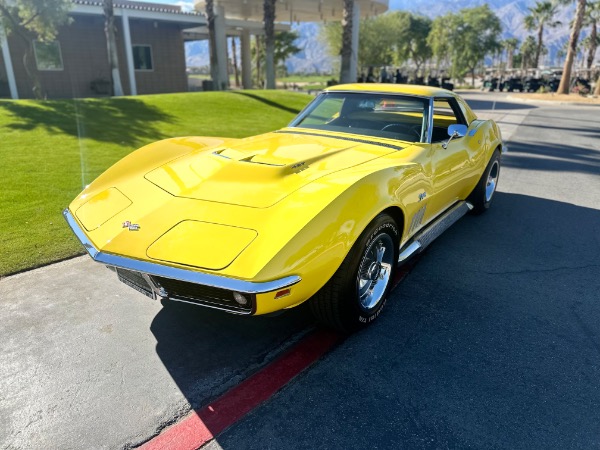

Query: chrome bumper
left=62, top=209, right=301, bottom=295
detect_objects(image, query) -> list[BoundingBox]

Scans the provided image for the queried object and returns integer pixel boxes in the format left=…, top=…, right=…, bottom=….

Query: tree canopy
left=0, top=0, right=72, bottom=98
left=321, top=11, right=431, bottom=75
left=429, top=5, right=502, bottom=85
left=0, top=0, right=71, bottom=41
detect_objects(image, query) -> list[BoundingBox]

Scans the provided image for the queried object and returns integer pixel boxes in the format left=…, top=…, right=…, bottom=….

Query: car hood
left=144, top=130, right=395, bottom=208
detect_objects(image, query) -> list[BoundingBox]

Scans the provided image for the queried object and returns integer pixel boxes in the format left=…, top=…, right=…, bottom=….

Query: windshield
left=289, top=92, right=429, bottom=143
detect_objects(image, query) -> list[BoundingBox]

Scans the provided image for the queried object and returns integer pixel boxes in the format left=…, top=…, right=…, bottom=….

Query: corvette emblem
left=122, top=221, right=140, bottom=231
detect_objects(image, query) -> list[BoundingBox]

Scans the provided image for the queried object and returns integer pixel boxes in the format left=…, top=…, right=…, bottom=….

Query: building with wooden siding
left=0, top=1, right=205, bottom=99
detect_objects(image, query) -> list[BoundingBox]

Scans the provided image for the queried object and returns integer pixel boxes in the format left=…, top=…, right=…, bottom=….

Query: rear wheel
left=309, top=214, right=399, bottom=333
left=468, top=149, right=501, bottom=214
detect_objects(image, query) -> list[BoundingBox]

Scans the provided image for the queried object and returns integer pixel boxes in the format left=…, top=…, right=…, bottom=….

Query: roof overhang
left=71, top=1, right=206, bottom=28
left=194, top=0, right=389, bottom=22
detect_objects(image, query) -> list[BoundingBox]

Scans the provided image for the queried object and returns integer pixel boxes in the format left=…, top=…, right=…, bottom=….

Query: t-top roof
left=194, top=0, right=388, bottom=22
left=325, top=83, right=457, bottom=98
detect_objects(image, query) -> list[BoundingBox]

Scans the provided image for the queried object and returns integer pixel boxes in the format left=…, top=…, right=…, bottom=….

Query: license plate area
left=116, top=268, right=156, bottom=300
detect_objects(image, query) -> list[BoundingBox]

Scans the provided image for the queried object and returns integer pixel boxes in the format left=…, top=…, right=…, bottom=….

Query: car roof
left=324, top=83, right=455, bottom=98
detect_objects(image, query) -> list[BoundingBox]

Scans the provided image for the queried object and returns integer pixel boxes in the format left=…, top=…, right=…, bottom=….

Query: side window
left=431, top=98, right=466, bottom=142
left=33, top=41, right=64, bottom=71
left=133, top=45, right=153, bottom=71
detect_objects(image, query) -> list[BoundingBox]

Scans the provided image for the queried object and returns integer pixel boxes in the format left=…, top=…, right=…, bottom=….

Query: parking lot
left=2, top=92, right=600, bottom=449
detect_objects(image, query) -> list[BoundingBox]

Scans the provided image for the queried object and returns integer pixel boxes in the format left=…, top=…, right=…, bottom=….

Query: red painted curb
left=139, top=329, right=342, bottom=450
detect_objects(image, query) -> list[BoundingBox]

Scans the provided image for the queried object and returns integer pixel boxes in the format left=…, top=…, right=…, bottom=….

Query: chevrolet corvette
left=64, top=84, right=503, bottom=332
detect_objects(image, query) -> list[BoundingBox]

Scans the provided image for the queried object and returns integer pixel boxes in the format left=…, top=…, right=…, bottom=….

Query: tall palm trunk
left=263, top=0, right=276, bottom=89
left=340, top=0, right=353, bottom=83
left=255, top=35, right=263, bottom=87
left=586, top=20, right=597, bottom=69
left=205, top=0, right=220, bottom=90
left=534, top=24, right=544, bottom=68
left=557, top=0, right=586, bottom=94
left=103, top=0, right=123, bottom=96
left=231, top=37, right=240, bottom=87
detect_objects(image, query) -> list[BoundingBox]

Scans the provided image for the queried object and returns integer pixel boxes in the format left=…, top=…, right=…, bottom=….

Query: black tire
left=309, top=214, right=399, bottom=333
left=468, top=149, right=501, bottom=214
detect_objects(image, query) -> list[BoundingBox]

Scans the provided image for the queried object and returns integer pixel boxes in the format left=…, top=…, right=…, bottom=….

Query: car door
left=428, top=97, right=474, bottom=217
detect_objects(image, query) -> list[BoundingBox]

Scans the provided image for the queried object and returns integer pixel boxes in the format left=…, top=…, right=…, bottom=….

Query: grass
left=0, top=90, right=313, bottom=277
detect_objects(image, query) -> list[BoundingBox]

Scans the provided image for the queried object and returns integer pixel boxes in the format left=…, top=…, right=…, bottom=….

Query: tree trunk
left=22, top=41, right=43, bottom=99
left=255, top=34, right=262, bottom=88
left=594, top=73, right=600, bottom=95
left=103, top=0, right=123, bottom=96
left=263, top=0, right=276, bottom=89
left=231, top=37, right=240, bottom=88
left=557, top=0, right=587, bottom=94
left=586, top=20, right=597, bottom=69
left=535, top=24, right=544, bottom=68
left=206, top=0, right=219, bottom=90
left=340, top=0, right=353, bottom=83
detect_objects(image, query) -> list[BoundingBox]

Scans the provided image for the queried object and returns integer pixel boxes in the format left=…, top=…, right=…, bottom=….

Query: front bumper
left=63, top=209, right=301, bottom=314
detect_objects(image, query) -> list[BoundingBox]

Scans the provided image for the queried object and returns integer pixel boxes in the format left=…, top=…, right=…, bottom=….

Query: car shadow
left=148, top=191, right=600, bottom=448
left=207, top=191, right=600, bottom=448
left=149, top=296, right=315, bottom=411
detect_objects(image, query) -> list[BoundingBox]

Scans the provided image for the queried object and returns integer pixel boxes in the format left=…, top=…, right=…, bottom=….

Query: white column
left=349, top=1, right=360, bottom=83
left=214, top=4, right=228, bottom=90
left=241, top=29, right=252, bottom=89
left=121, top=9, right=137, bottom=95
left=0, top=25, right=18, bottom=99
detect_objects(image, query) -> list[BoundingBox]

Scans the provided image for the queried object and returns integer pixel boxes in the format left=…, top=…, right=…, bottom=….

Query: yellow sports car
left=64, top=84, right=503, bottom=332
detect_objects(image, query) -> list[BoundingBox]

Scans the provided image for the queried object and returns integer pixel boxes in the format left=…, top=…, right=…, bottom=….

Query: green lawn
left=0, top=90, right=312, bottom=277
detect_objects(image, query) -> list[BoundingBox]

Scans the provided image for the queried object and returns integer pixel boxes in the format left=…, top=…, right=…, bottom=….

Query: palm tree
left=587, top=1, right=600, bottom=95
left=582, top=1, right=599, bottom=69
left=504, top=37, right=520, bottom=69
left=340, top=0, right=354, bottom=83
left=557, top=0, right=587, bottom=94
left=103, top=0, right=123, bottom=96
left=520, top=36, right=538, bottom=70
left=205, top=0, right=220, bottom=90
left=263, top=0, right=276, bottom=89
left=524, top=1, right=561, bottom=68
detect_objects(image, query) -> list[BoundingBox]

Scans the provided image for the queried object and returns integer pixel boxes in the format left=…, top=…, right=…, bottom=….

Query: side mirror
left=442, top=124, right=468, bottom=149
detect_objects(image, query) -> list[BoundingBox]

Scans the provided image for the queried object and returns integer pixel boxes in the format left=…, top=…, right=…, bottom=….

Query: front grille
left=115, top=268, right=155, bottom=299
left=153, top=276, right=255, bottom=314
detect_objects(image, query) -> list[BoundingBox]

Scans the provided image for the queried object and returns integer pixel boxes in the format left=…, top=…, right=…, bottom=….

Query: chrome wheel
left=357, top=233, right=394, bottom=311
left=485, top=160, right=500, bottom=202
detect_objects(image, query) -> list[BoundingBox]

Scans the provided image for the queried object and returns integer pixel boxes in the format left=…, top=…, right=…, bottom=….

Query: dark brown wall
left=3, top=12, right=188, bottom=99
left=129, top=19, right=187, bottom=95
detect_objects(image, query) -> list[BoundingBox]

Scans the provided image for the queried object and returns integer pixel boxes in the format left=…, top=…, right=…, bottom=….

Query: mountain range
left=186, top=0, right=585, bottom=73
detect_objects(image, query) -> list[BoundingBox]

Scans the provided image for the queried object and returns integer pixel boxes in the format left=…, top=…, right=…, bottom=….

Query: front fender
left=249, top=163, right=424, bottom=308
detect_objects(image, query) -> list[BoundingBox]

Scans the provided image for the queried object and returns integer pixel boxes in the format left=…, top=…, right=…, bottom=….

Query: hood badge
left=122, top=221, right=140, bottom=231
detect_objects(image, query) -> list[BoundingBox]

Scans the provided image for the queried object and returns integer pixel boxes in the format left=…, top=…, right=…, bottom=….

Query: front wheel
left=468, top=149, right=501, bottom=214
left=309, top=214, right=399, bottom=333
